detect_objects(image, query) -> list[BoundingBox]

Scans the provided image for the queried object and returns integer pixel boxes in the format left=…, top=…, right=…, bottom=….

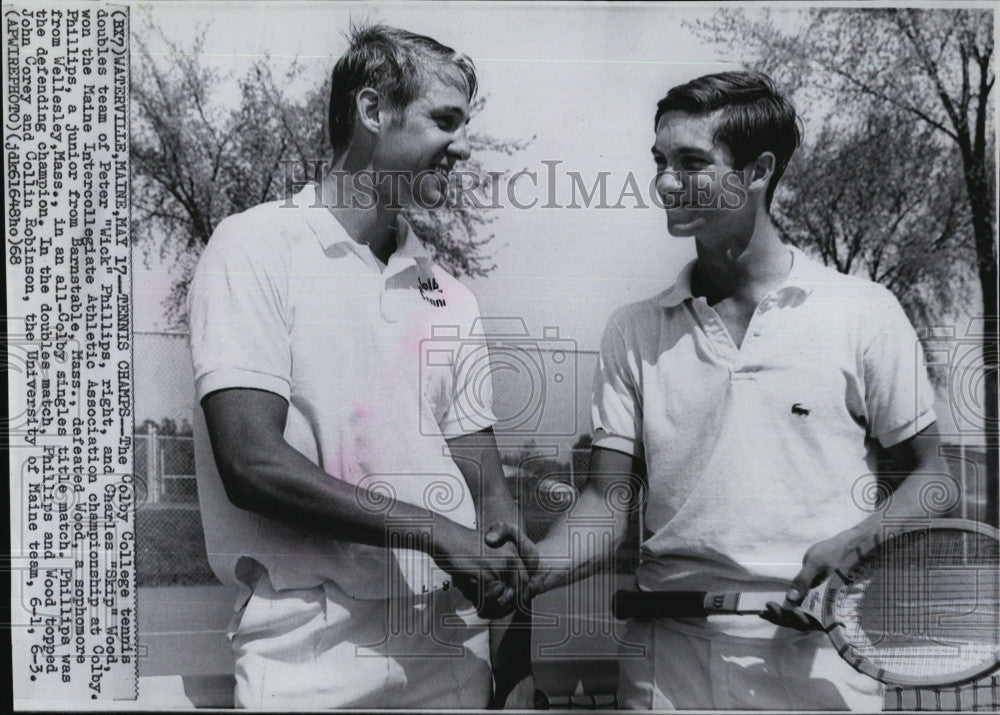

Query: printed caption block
left=5, top=4, right=137, bottom=703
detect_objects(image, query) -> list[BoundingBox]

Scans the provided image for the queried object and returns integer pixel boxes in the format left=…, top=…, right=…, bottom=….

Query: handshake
left=433, top=518, right=544, bottom=619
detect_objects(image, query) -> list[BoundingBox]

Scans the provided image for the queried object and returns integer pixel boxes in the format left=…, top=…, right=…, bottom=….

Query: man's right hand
left=485, top=522, right=543, bottom=599
left=433, top=519, right=529, bottom=618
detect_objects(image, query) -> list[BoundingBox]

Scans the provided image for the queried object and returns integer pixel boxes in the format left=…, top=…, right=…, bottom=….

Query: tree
left=695, top=7, right=997, bottom=513
left=131, top=23, right=530, bottom=327
left=774, top=110, right=974, bottom=329
left=135, top=416, right=186, bottom=435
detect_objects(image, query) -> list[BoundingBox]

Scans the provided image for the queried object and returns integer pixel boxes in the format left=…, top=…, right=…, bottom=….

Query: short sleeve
left=591, top=311, right=643, bottom=456
left=437, top=284, right=498, bottom=437
left=188, top=219, right=292, bottom=402
left=862, top=288, right=937, bottom=447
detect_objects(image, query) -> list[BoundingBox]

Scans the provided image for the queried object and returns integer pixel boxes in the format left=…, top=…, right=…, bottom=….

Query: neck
left=692, top=210, right=788, bottom=302
left=321, top=153, right=400, bottom=265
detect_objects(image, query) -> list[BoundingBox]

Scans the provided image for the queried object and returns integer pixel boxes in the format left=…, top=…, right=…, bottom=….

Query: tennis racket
left=612, top=519, right=1000, bottom=688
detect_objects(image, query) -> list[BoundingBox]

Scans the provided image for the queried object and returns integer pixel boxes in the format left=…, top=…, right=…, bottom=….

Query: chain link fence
left=134, top=332, right=214, bottom=586
left=136, top=431, right=198, bottom=505
left=135, top=428, right=215, bottom=586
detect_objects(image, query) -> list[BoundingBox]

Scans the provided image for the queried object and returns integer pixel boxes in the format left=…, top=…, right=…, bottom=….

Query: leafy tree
left=135, top=416, right=188, bottom=435
left=131, top=23, right=530, bottom=327
left=774, top=110, right=973, bottom=328
left=695, top=7, right=997, bottom=508
left=136, top=419, right=159, bottom=435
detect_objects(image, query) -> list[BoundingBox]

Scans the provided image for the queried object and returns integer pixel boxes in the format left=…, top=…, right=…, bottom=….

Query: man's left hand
left=761, top=529, right=857, bottom=631
left=486, top=521, right=544, bottom=599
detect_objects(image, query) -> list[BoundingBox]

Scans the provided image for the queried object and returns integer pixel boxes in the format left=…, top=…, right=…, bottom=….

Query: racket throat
left=702, top=592, right=747, bottom=615
left=702, top=591, right=779, bottom=615
left=705, top=590, right=824, bottom=625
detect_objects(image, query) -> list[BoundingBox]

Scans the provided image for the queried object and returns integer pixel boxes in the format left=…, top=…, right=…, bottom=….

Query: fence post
left=148, top=424, right=159, bottom=504
left=569, top=450, right=575, bottom=491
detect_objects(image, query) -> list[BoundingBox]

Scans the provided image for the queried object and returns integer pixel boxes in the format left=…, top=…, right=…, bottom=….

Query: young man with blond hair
left=189, top=25, right=528, bottom=708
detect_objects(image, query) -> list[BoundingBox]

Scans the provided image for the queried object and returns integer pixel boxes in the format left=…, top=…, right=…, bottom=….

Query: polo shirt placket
left=683, top=262, right=808, bottom=383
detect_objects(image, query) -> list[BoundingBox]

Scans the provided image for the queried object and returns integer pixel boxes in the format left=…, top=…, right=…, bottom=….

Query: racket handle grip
left=612, top=590, right=708, bottom=620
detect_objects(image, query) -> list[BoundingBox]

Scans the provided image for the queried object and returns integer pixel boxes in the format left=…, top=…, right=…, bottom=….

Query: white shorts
left=617, top=616, right=884, bottom=711
left=229, top=573, right=491, bottom=709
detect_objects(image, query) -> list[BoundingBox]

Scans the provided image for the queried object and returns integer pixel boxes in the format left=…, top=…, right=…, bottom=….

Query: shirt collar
left=782, top=246, right=821, bottom=296
left=392, top=215, right=433, bottom=261
left=296, top=183, right=432, bottom=262
left=657, top=245, right=818, bottom=309
left=657, top=259, right=696, bottom=308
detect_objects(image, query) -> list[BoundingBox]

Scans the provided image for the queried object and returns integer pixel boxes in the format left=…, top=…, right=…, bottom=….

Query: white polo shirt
left=188, top=185, right=497, bottom=598
left=592, top=247, right=937, bottom=601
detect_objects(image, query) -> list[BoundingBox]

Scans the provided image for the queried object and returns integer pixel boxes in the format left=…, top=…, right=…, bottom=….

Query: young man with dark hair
left=189, top=24, right=528, bottom=708
left=494, top=70, right=948, bottom=710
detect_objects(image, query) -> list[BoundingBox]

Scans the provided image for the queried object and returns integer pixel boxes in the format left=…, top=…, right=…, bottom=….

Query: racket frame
left=818, top=518, right=1000, bottom=688
left=613, top=519, right=1000, bottom=688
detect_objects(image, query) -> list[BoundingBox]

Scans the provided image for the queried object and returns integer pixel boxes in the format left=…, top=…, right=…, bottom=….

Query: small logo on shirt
left=418, top=276, right=446, bottom=307
left=791, top=403, right=811, bottom=417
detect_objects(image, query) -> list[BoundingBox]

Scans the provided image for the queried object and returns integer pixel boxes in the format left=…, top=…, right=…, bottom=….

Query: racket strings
left=884, top=674, right=1000, bottom=711
left=830, top=529, right=999, bottom=681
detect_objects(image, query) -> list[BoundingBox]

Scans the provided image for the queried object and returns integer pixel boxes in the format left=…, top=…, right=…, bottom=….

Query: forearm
left=842, top=468, right=953, bottom=548
left=781, top=427, right=954, bottom=606
left=220, top=433, right=474, bottom=555
left=840, top=428, right=952, bottom=547
left=522, top=447, right=641, bottom=596
left=202, top=388, right=481, bottom=562
left=529, top=478, right=629, bottom=595
left=446, top=428, right=522, bottom=529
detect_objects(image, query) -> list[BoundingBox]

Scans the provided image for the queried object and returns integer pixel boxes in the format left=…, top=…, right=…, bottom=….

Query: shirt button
left=752, top=330, right=762, bottom=337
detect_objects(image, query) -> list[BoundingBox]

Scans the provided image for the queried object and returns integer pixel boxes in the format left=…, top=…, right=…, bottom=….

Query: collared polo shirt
left=592, top=247, right=937, bottom=602
left=188, top=185, right=496, bottom=598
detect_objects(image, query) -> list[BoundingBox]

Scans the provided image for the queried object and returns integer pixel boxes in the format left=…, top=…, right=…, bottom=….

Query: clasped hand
left=480, top=522, right=540, bottom=617
left=435, top=521, right=539, bottom=619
